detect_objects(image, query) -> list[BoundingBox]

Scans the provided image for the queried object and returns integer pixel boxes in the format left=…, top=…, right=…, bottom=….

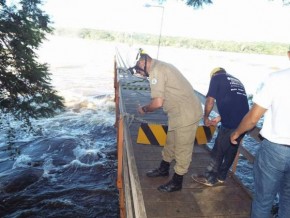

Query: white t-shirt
left=253, top=68, right=290, bottom=145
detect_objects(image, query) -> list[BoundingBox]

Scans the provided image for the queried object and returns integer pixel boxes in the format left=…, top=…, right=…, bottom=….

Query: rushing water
left=0, top=36, right=119, bottom=218
left=1, top=36, right=289, bottom=217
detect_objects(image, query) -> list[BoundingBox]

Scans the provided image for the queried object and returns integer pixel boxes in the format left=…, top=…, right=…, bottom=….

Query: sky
left=43, top=0, right=290, bottom=43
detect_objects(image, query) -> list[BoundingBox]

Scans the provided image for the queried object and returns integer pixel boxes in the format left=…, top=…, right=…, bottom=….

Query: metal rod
left=144, top=4, right=164, bottom=60
left=157, top=6, right=164, bottom=59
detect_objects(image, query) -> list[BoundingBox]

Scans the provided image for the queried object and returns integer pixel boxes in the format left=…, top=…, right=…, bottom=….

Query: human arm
left=230, top=103, right=267, bottom=144
left=138, top=97, right=164, bottom=115
left=204, top=96, right=215, bottom=126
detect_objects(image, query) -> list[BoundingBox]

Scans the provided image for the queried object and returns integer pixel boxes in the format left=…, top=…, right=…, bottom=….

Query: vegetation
left=0, top=0, right=64, bottom=148
left=55, top=28, right=289, bottom=56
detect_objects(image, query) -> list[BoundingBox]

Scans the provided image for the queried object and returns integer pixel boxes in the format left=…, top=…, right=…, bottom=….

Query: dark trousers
left=205, top=126, right=242, bottom=182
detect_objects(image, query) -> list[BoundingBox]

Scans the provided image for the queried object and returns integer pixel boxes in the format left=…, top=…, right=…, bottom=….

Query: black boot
left=146, top=160, right=170, bottom=177
left=158, top=173, right=183, bottom=192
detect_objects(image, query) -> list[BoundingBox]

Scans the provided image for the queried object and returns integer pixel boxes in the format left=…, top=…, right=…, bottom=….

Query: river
left=0, top=36, right=119, bottom=217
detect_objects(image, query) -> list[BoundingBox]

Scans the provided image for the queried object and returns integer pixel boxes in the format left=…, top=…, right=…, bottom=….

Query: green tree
left=0, top=0, right=64, bottom=136
left=183, top=0, right=213, bottom=8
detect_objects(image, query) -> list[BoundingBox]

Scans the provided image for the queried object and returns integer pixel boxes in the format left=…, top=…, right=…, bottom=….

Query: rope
left=122, top=112, right=166, bottom=127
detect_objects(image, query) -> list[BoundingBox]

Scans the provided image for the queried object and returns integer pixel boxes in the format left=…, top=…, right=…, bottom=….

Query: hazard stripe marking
left=140, top=123, right=159, bottom=145
left=194, top=126, right=215, bottom=145
left=137, top=127, right=151, bottom=144
left=162, top=125, right=168, bottom=133
left=137, top=123, right=215, bottom=146
left=204, top=126, right=215, bottom=141
left=149, top=124, right=167, bottom=145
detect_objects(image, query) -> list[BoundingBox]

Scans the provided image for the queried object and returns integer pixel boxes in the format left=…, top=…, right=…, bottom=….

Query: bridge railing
left=115, top=48, right=147, bottom=218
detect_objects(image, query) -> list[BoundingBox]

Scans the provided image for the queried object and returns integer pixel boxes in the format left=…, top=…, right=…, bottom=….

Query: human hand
left=137, top=104, right=145, bottom=115
left=204, top=116, right=220, bottom=126
left=210, top=116, right=221, bottom=126
left=230, top=131, right=239, bottom=145
left=203, top=117, right=211, bottom=126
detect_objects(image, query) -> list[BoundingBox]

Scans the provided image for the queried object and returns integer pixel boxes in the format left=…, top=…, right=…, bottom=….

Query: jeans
left=205, top=126, right=241, bottom=183
left=251, top=139, right=290, bottom=218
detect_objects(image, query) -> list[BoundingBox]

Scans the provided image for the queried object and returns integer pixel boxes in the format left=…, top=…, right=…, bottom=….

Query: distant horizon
left=44, top=0, right=290, bottom=44
left=52, top=26, right=290, bottom=45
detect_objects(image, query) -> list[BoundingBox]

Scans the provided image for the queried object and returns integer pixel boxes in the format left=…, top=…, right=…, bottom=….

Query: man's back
left=253, top=68, right=290, bottom=144
left=207, top=72, right=249, bottom=129
left=149, top=59, right=202, bottom=130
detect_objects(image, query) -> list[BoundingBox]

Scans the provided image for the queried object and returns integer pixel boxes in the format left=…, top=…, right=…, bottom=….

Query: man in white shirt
left=231, top=68, right=290, bottom=218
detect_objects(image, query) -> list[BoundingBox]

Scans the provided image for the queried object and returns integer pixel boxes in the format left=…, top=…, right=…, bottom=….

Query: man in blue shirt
left=192, top=67, right=249, bottom=186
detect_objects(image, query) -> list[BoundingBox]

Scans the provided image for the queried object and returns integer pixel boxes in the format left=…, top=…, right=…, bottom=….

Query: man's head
left=135, top=54, right=152, bottom=77
left=126, top=47, right=152, bottom=78
left=210, top=67, right=226, bottom=78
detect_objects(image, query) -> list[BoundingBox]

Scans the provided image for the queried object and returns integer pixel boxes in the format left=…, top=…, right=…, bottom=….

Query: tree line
left=55, top=28, right=289, bottom=56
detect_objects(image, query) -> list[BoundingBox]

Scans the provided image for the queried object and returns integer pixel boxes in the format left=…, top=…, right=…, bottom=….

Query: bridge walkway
left=115, top=65, right=252, bottom=218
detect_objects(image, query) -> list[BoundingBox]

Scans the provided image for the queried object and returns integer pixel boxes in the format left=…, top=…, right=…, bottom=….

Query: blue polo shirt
left=206, top=73, right=249, bottom=129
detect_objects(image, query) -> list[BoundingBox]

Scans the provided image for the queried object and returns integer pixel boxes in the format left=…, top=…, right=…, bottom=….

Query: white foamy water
left=0, top=36, right=120, bottom=217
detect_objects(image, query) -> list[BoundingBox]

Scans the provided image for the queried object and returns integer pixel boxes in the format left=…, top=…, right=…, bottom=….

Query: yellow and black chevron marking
left=137, top=123, right=168, bottom=146
left=137, top=123, right=216, bottom=146
left=194, top=125, right=216, bottom=145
